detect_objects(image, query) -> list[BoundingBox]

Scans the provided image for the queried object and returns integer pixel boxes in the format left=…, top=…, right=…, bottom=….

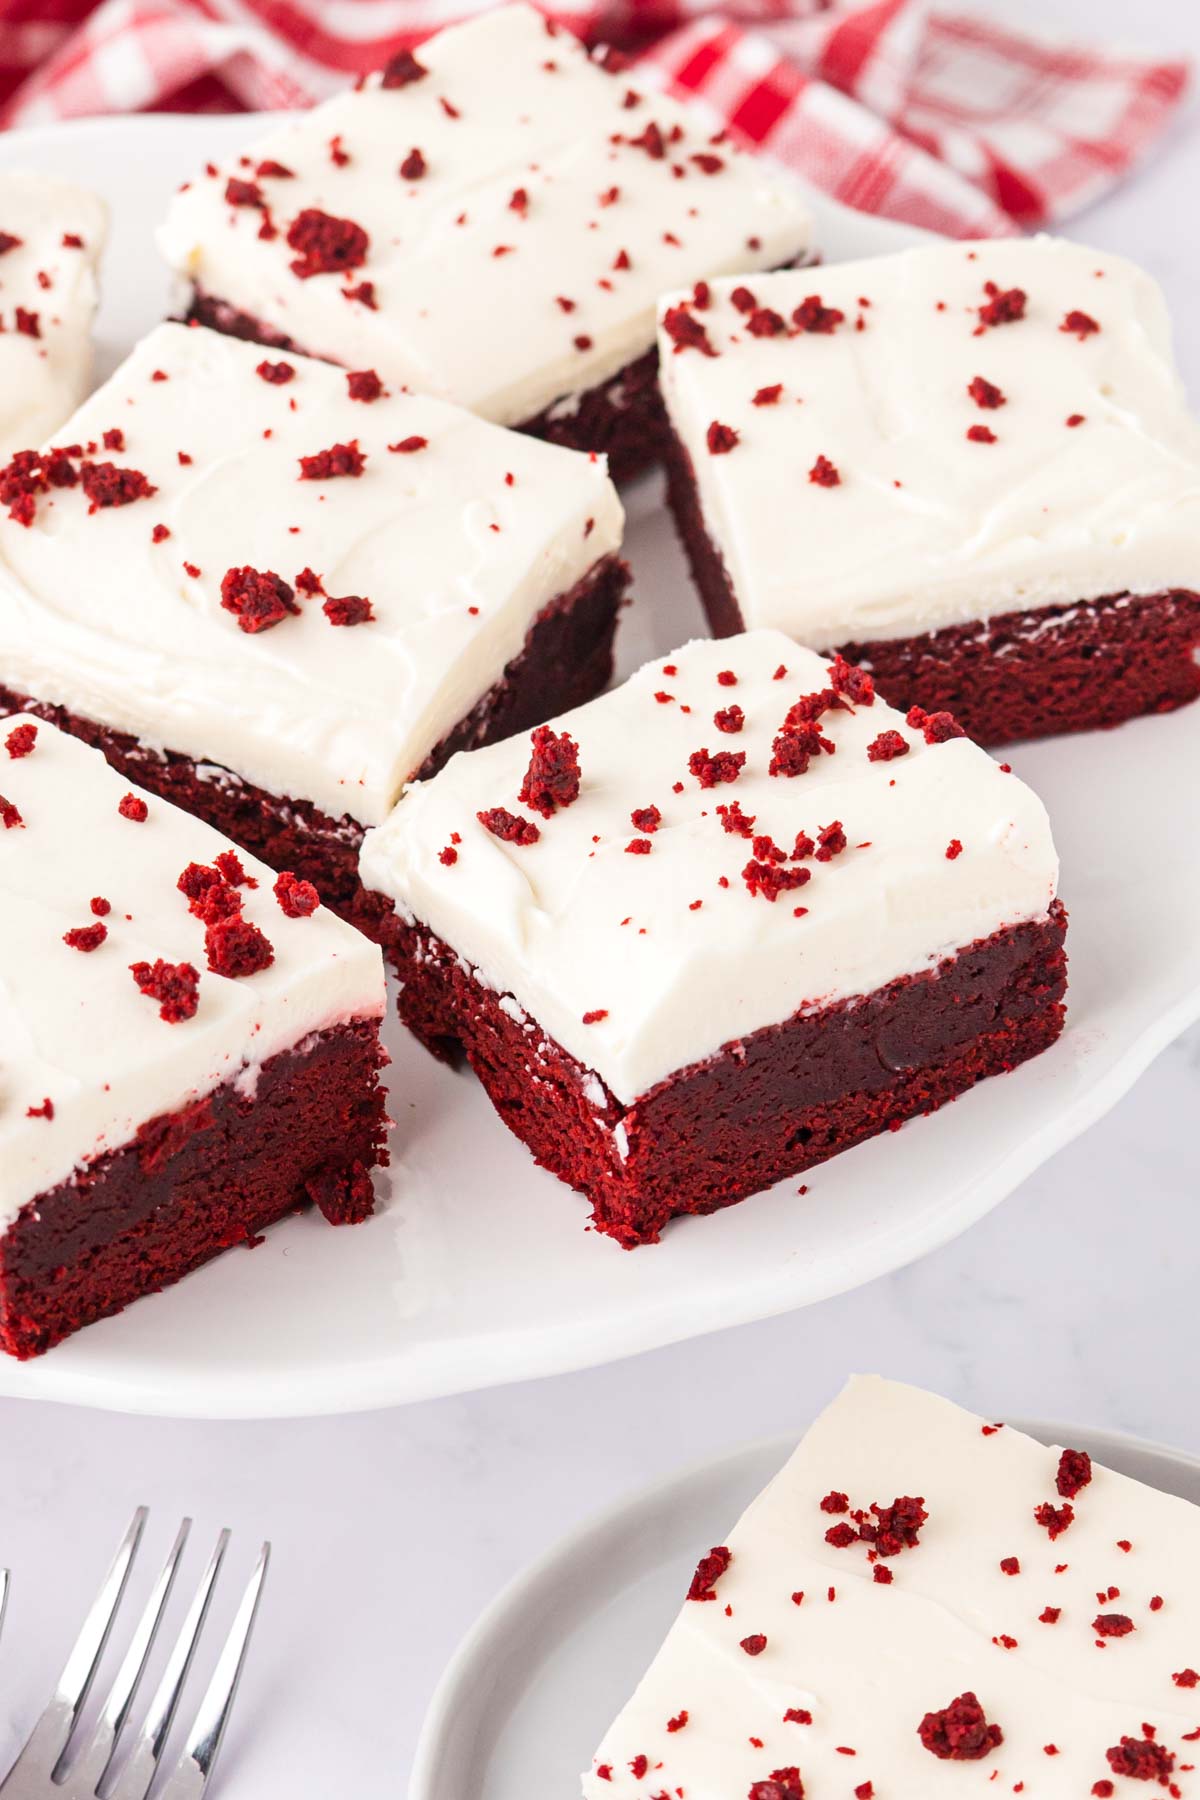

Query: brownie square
left=0, top=717, right=387, bottom=1357
left=584, top=1377, right=1200, bottom=1795
left=657, top=241, right=1200, bottom=744
left=0, top=319, right=628, bottom=932
left=157, top=3, right=811, bottom=483
left=360, top=629, right=1066, bottom=1245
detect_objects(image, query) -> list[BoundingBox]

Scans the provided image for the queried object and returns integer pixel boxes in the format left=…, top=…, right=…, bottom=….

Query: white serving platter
left=409, top=1417, right=1200, bottom=1799
left=0, top=116, right=1197, bottom=1419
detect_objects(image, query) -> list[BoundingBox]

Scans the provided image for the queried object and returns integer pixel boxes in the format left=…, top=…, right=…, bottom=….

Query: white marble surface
left=1, top=1, right=1199, bottom=1794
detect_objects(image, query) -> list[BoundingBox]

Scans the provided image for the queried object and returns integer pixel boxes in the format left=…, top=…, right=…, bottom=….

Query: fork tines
left=0, top=1512, right=268, bottom=1800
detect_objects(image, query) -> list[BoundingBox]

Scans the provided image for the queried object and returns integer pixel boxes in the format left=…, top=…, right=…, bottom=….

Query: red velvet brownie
left=0, top=173, right=106, bottom=458
left=584, top=1377, right=1200, bottom=1798
left=0, top=319, right=627, bottom=932
left=657, top=239, right=1200, bottom=745
left=360, top=630, right=1066, bottom=1246
left=0, top=718, right=387, bottom=1359
left=156, top=4, right=811, bottom=484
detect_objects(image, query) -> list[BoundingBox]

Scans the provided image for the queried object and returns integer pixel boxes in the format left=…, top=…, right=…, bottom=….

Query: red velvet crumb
left=118, top=794, right=148, bottom=822
left=130, top=958, right=200, bottom=1022
left=1056, top=1449, right=1092, bottom=1498
left=809, top=454, right=840, bottom=487
left=274, top=870, right=320, bottom=917
left=753, top=384, right=783, bottom=406
left=707, top=420, right=739, bottom=455
left=740, top=1634, right=767, bottom=1656
left=687, top=1545, right=731, bottom=1601
left=477, top=806, right=540, bottom=846
left=400, top=148, right=427, bottom=180
left=946, top=838, right=963, bottom=859
left=1000, top=1556, right=1020, bottom=1576
left=907, top=705, right=965, bottom=744
left=389, top=435, right=429, bottom=454
left=967, top=424, right=997, bottom=444
left=626, top=837, right=651, bottom=855
left=91, top=896, right=111, bottom=916
left=221, top=565, right=299, bottom=633
left=1105, top=1737, right=1174, bottom=1782
left=581, top=1009, right=608, bottom=1024
left=323, top=593, right=375, bottom=626
left=519, top=726, right=581, bottom=816
left=968, top=376, right=1006, bottom=408
left=743, top=860, right=810, bottom=902
left=5, top=722, right=36, bottom=758
left=820, top=1491, right=849, bottom=1513
left=346, top=369, right=384, bottom=402
left=380, top=48, right=427, bottom=87
left=299, top=440, right=366, bottom=479
left=286, top=209, right=369, bottom=279
left=1061, top=310, right=1100, bottom=338
left=1034, top=1502, right=1075, bottom=1540
left=918, top=1693, right=1003, bottom=1761
left=793, top=295, right=845, bottom=334
left=631, top=805, right=661, bottom=832
left=256, top=358, right=295, bottom=384
left=815, top=821, right=846, bottom=861
left=867, top=730, right=908, bottom=762
left=717, top=800, right=755, bottom=836
left=80, top=461, right=157, bottom=510
left=661, top=304, right=715, bottom=356
left=688, top=747, right=745, bottom=788
left=747, top=1769, right=804, bottom=1800
left=714, top=704, right=744, bottom=733
left=1093, top=1613, right=1134, bottom=1638
left=64, top=922, right=107, bottom=952
left=978, top=283, right=1027, bottom=327
left=828, top=654, right=874, bottom=705
left=205, top=915, right=274, bottom=979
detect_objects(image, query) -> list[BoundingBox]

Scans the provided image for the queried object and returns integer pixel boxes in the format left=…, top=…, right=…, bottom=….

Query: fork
left=0, top=1511, right=268, bottom=1800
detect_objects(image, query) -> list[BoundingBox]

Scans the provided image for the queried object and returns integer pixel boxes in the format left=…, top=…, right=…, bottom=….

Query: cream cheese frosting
left=657, top=238, right=1200, bottom=648
left=0, top=320, right=623, bottom=826
left=0, top=173, right=106, bottom=459
left=0, top=717, right=384, bottom=1224
left=157, top=4, right=811, bottom=427
left=360, top=629, right=1058, bottom=1104
left=583, top=1376, right=1200, bottom=1799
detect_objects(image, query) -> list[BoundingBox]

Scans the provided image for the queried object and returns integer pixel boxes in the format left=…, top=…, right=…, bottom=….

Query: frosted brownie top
left=658, top=237, right=1200, bottom=647
left=158, top=3, right=811, bottom=426
left=361, top=629, right=1058, bottom=1102
left=584, top=1376, right=1200, bottom=1799
left=0, top=320, right=622, bottom=825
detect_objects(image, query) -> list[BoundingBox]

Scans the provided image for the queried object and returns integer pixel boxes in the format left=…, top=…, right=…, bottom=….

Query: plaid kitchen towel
left=0, top=0, right=1189, bottom=236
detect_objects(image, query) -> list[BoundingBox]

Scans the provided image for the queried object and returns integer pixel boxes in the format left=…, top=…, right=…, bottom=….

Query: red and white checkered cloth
left=0, top=0, right=1190, bottom=238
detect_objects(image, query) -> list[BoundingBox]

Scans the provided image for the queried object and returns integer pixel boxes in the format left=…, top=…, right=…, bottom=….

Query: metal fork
left=0, top=1511, right=269, bottom=1800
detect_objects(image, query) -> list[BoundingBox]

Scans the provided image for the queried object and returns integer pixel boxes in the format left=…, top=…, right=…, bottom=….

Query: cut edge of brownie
left=0, top=1017, right=389, bottom=1359
left=369, top=897, right=1068, bottom=1249
left=0, top=551, right=628, bottom=935
left=662, top=421, right=1200, bottom=745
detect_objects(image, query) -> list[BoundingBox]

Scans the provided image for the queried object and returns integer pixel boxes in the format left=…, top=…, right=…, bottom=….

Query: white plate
left=410, top=1418, right=1200, bottom=1799
left=0, top=117, right=1197, bottom=1420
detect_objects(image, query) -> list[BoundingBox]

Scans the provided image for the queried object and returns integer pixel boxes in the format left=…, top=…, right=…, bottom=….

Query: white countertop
left=1, top=1, right=1198, bottom=1794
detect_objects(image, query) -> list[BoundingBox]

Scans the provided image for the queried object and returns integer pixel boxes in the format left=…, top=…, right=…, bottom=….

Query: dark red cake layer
left=0, top=1018, right=389, bottom=1359
left=186, top=289, right=665, bottom=484
left=376, top=901, right=1068, bottom=1248
left=663, top=422, right=1200, bottom=745
left=839, top=591, right=1200, bottom=747
left=0, top=553, right=627, bottom=935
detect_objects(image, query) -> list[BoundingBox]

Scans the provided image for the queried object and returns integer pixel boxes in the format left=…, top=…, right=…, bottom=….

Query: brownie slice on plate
left=360, top=629, right=1066, bottom=1247
left=0, top=173, right=107, bottom=458
left=583, top=1377, right=1200, bottom=1796
left=157, top=3, right=811, bottom=483
left=658, top=238, right=1200, bottom=744
left=0, top=319, right=627, bottom=935
left=0, top=717, right=387, bottom=1358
